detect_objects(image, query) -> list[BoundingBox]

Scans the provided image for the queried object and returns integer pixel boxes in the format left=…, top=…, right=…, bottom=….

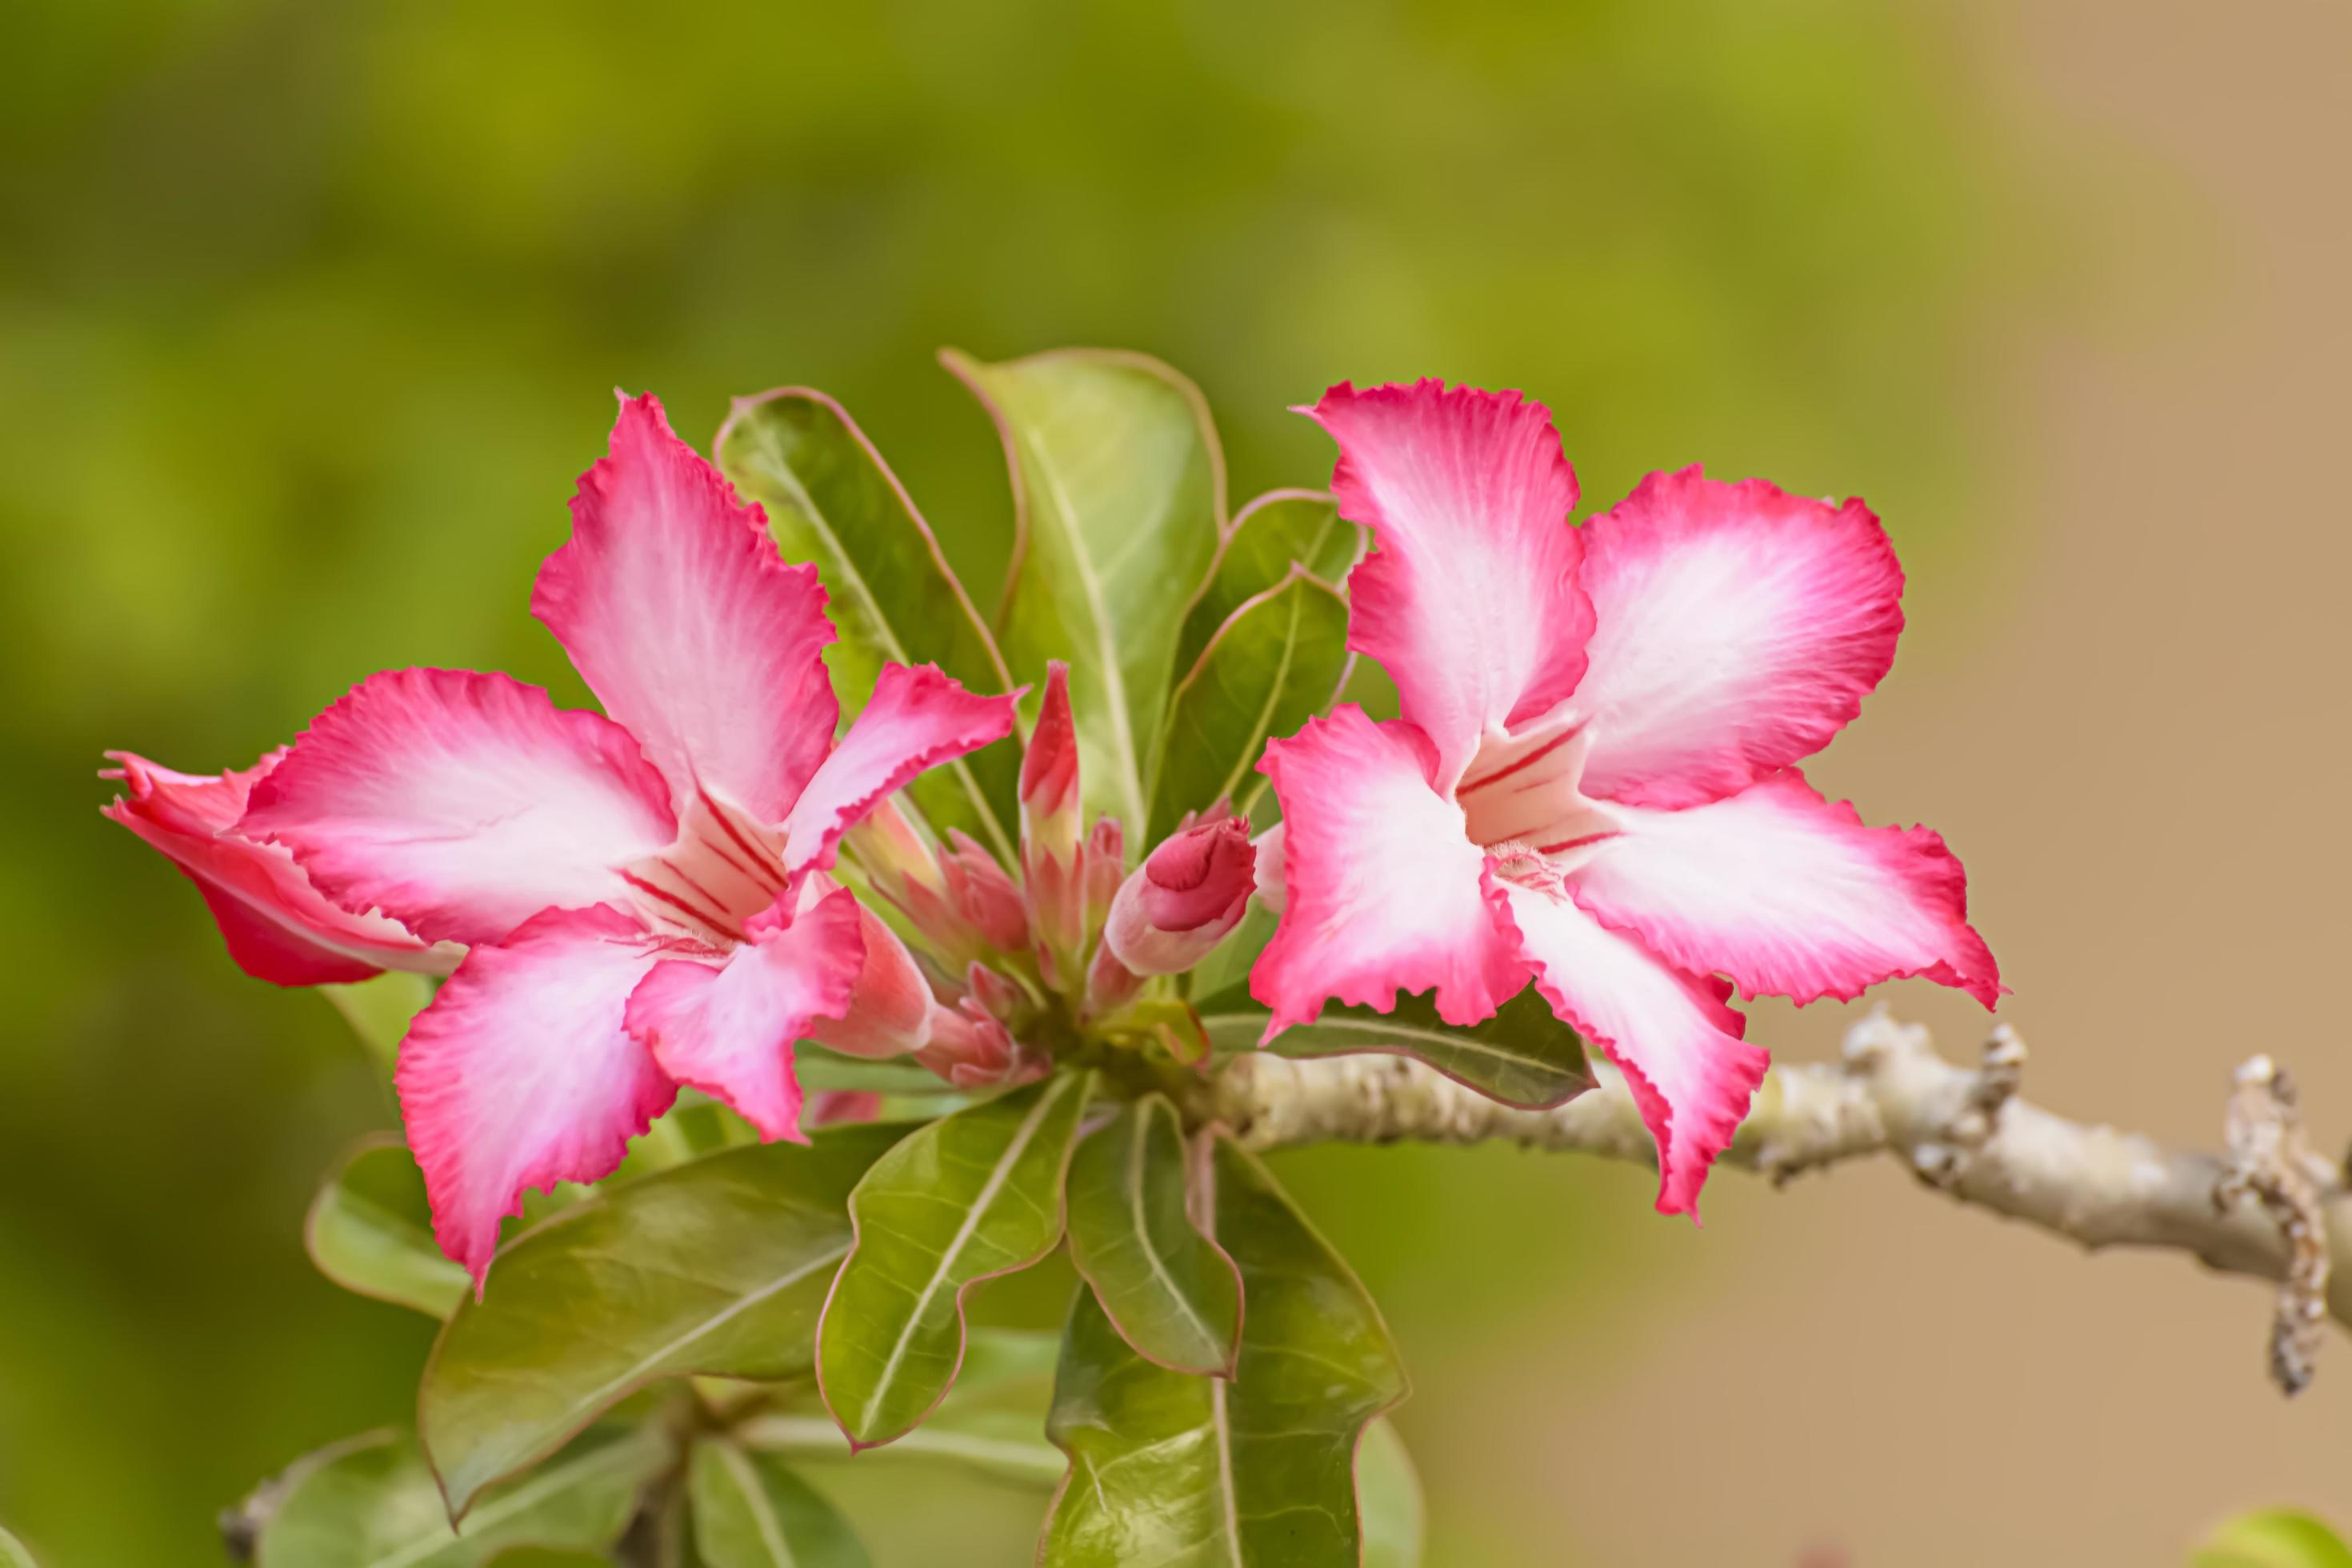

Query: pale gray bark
left=1212, top=1009, right=2341, bottom=1390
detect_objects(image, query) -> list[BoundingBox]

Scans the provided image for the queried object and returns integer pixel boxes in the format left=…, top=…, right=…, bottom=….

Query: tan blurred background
left=2, top=1, right=2346, bottom=1562
left=1390, top=2, right=2352, bottom=1562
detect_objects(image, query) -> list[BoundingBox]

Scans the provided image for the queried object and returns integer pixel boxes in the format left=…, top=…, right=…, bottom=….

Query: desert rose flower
left=102, top=748, right=461, bottom=982
left=1252, top=381, right=2000, bottom=1215
left=1104, top=810, right=1254, bottom=975
left=213, top=394, right=1016, bottom=1282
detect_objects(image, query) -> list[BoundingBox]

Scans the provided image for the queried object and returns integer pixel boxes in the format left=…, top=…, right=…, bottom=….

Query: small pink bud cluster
left=841, top=660, right=1262, bottom=1102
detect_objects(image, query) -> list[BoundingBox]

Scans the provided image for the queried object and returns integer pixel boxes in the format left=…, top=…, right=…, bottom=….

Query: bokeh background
left=5, top=1, right=2347, bottom=1562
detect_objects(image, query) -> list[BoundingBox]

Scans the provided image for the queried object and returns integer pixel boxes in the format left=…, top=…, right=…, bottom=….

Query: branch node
left=2216, top=1054, right=2330, bottom=1396
left=1910, top=1139, right=1964, bottom=1190
left=1974, top=1024, right=2027, bottom=1113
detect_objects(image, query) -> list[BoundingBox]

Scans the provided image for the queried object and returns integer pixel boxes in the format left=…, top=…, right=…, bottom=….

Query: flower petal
left=781, top=662, right=1020, bottom=879
left=102, top=749, right=456, bottom=983
left=1302, top=381, right=1592, bottom=786
left=625, top=886, right=864, bottom=1141
left=242, top=669, right=677, bottom=946
left=396, top=905, right=676, bottom=1285
left=534, top=392, right=839, bottom=822
left=1572, top=467, right=1904, bottom=807
left=1250, top=706, right=1528, bottom=1035
left=1490, top=875, right=1767, bottom=1215
left=1569, top=770, right=2001, bottom=1008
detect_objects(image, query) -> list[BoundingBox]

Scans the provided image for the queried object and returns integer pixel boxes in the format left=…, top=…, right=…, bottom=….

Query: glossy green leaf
left=1065, top=1095, right=1241, bottom=1377
left=738, top=1330, right=1065, bottom=1488
left=1198, top=984, right=1590, bottom=1110
left=817, top=1074, right=1093, bottom=1449
left=1174, top=490, right=1359, bottom=678
left=688, top=1440, right=869, bottom=1568
left=256, top=1426, right=666, bottom=1568
left=1356, top=1419, right=1426, bottom=1568
left=322, top=970, right=436, bottom=1072
left=422, top=1124, right=907, bottom=1518
left=2193, top=1510, right=2352, bottom=1568
left=1150, top=570, right=1352, bottom=843
left=945, top=347, right=1224, bottom=844
left=0, top=1525, right=35, bottom=1568
left=715, top=389, right=1019, bottom=859
left=306, top=1135, right=469, bottom=1319
left=1040, top=1135, right=1407, bottom=1566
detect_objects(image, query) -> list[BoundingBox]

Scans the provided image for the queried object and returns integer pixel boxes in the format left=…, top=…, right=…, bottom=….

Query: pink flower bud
left=1104, top=814, right=1255, bottom=975
left=1082, top=816, right=1126, bottom=930
left=962, top=960, right=1022, bottom=1021
left=806, top=900, right=936, bottom=1059
left=842, top=796, right=943, bottom=901
left=915, top=1002, right=1049, bottom=1091
left=1018, top=661, right=1081, bottom=858
left=1085, top=941, right=1144, bottom=1015
left=940, top=830, right=1030, bottom=953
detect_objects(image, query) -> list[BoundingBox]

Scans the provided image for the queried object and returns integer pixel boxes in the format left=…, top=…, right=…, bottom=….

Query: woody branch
left=1210, top=1009, right=2341, bottom=1394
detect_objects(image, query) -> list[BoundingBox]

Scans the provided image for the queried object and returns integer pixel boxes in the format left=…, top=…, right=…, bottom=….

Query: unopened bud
left=962, top=960, right=1022, bottom=1021
left=1085, top=941, right=1144, bottom=1015
left=914, top=1002, right=1049, bottom=1091
left=806, top=899, right=935, bottom=1059
left=843, top=796, right=945, bottom=903
left=1104, top=814, right=1254, bottom=975
left=1082, top=816, right=1126, bottom=931
left=1019, top=661, right=1081, bottom=860
left=940, top=831, right=1030, bottom=953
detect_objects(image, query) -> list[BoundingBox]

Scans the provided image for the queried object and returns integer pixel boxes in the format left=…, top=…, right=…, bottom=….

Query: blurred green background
left=0, top=1, right=2045, bottom=1562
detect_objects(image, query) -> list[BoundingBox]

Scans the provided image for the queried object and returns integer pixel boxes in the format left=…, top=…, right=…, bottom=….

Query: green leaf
left=1064, top=1095, right=1241, bottom=1377
left=322, top=970, right=436, bottom=1072
left=422, top=1125, right=906, bottom=1519
left=1356, top=1419, right=1426, bottom=1568
left=2193, top=1510, right=2352, bottom=1568
left=306, top=1135, right=469, bottom=1320
left=1150, top=569, right=1352, bottom=843
left=738, top=1330, right=1067, bottom=1490
left=1198, top=984, right=1590, bottom=1110
left=1040, top=1135, right=1407, bottom=1567
left=714, top=388, right=1019, bottom=860
left=1174, top=490, right=1360, bottom=679
left=256, top=1426, right=666, bottom=1568
left=817, top=1074, right=1093, bottom=1449
left=0, top=1524, right=36, bottom=1567
left=944, top=347, right=1225, bottom=846
left=688, top=1440, right=870, bottom=1568
left=790, top=1046, right=954, bottom=1098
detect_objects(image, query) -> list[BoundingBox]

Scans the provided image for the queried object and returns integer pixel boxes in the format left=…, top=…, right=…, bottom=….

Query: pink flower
left=102, top=749, right=462, bottom=983
left=1104, top=810, right=1255, bottom=975
left=223, top=394, right=1018, bottom=1283
left=1253, top=381, right=2000, bottom=1215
